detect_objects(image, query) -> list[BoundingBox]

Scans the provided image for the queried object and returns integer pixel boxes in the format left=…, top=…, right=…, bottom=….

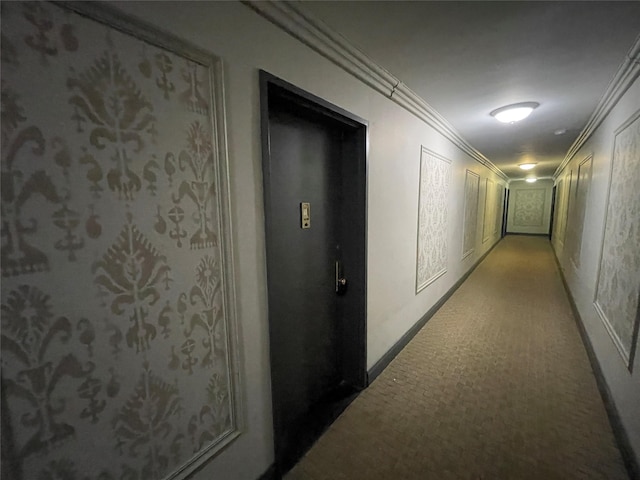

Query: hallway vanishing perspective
left=287, top=236, right=627, bottom=480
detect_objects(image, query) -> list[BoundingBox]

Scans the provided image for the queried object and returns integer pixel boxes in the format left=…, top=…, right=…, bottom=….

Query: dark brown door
left=260, top=72, right=367, bottom=475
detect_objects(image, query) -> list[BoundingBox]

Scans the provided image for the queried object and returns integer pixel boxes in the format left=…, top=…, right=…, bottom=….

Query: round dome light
left=490, top=102, right=539, bottom=124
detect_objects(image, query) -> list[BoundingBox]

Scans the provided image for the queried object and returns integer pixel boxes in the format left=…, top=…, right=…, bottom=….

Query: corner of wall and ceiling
left=241, top=0, right=509, bottom=182
left=554, top=34, right=640, bottom=180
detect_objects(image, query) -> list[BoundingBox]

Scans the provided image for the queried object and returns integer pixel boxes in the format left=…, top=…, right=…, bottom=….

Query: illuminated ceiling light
left=554, top=128, right=567, bottom=135
left=525, top=178, right=537, bottom=183
left=490, top=102, right=539, bottom=124
left=519, top=163, right=537, bottom=170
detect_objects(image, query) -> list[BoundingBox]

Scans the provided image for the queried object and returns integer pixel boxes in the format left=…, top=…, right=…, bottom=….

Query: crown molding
left=554, top=34, right=640, bottom=179
left=242, top=0, right=508, bottom=182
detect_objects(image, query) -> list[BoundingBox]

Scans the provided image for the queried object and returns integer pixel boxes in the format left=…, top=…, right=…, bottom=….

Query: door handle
left=335, top=260, right=348, bottom=295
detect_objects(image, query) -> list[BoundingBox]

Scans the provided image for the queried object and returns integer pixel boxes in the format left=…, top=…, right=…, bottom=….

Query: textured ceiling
left=303, top=1, right=640, bottom=180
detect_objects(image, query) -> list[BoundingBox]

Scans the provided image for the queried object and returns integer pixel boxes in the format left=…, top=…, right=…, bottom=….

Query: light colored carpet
left=286, top=236, right=628, bottom=480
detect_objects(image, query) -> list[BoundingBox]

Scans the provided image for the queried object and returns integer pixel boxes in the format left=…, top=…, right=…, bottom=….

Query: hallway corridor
left=287, top=236, right=628, bottom=480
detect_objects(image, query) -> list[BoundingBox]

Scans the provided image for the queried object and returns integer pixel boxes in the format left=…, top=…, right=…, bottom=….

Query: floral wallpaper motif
left=462, top=170, right=479, bottom=259
left=416, top=147, right=451, bottom=293
left=558, top=172, right=573, bottom=246
left=482, top=179, right=495, bottom=243
left=566, top=156, right=592, bottom=268
left=595, top=112, right=640, bottom=367
left=1, top=3, right=237, bottom=479
left=493, top=184, right=503, bottom=235
left=513, top=188, right=545, bottom=226
left=552, top=179, right=565, bottom=248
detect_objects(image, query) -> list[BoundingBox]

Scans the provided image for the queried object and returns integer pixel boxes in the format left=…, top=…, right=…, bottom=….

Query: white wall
left=83, top=2, right=506, bottom=478
left=506, top=179, right=553, bottom=235
left=553, top=76, right=640, bottom=466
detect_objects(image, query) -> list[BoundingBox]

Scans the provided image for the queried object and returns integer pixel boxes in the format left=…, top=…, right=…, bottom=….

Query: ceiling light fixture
left=519, top=163, right=537, bottom=170
left=525, top=178, right=537, bottom=183
left=490, top=102, right=539, bottom=124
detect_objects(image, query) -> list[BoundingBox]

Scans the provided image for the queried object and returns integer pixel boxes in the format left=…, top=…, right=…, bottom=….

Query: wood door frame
left=259, top=70, right=368, bottom=464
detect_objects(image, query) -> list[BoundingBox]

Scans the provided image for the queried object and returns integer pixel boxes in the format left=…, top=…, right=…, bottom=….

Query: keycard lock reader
left=300, top=202, right=311, bottom=229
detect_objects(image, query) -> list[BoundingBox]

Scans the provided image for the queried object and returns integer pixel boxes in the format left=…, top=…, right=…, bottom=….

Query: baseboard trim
left=505, top=232, right=549, bottom=237
left=258, top=463, right=277, bottom=480
left=367, top=238, right=502, bottom=385
left=552, top=253, right=639, bottom=480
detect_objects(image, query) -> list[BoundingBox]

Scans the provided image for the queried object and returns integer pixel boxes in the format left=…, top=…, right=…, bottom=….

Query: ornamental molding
left=243, top=0, right=508, bottom=181
left=555, top=34, right=640, bottom=178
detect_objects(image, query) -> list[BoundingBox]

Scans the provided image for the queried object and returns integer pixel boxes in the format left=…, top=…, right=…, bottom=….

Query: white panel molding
left=493, top=184, right=503, bottom=234
left=568, top=154, right=593, bottom=271
left=482, top=178, right=494, bottom=243
left=461, top=170, right=480, bottom=260
left=513, top=188, right=546, bottom=227
left=555, top=34, right=640, bottom=178
left=557, top=171, right=573, bottom=248
left=593, top=302, right=633, bottom=368
left=552, top=179, right=565, bottom=250
left=416, top=147, right=452, bottom=293
left=20, top=2, right=244, bottom=478
left=243, top=0, right=508, bottom=182
left=593, top=110, right=640, bottom=371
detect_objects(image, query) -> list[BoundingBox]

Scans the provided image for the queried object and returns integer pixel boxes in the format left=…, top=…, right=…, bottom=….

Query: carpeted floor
left=285, top=236, right=628, bottom=480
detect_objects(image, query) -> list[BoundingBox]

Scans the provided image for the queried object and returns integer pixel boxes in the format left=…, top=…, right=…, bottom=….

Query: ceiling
left=302, top=1, right=640, bottom=180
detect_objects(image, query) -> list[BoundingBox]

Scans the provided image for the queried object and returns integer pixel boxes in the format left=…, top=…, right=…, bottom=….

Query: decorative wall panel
left=493, top=184, right=503, bottom=234
left=513, top=189, right=545, bottom=226
left=552, top=179, right=564, bottom=248
left=554, top=172, right=572, bottom=247
left=1, top=3, right=240, bottom=480
left=560, top=171, right=573, bottom=245
left=461, top=170, right=479, bottom=259
left=416, top=147, right=451, bottom=293
left=595, top=111, right=640, bottom=369
left=567, top=155, right=593, bottom=268
left=482, top=179, right=494, bottom=243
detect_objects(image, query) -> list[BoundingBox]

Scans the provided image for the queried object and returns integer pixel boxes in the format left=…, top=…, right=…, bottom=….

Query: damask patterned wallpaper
left=558, top=172, right=573, bottom=245
left=1, top=3, right=238, bottom=479
left=462, top=170, right=479, bottom=259
left=552, top=179, right=565, bottom=248
left=482, top=178, right=495, bottom=243
left=595, top=111, right=640, bottom=368
left=493, top=184, right=503, bottom=235
left=416, top=147, right=451, bottom=293
left=513, top=189, right=545, bottom=226
left=566, top=155, right=592, bottom=268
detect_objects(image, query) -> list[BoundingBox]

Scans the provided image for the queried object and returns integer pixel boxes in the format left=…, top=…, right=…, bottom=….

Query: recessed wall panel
left=462, top=170, right=480, bottom=259
left=494, top=184, right=503, bottom=234
left=567, top=155, right=593, bottom=268
left=0, top=3, right=240, bottom=479
left=559, top=171, right=573, bottom=245
left=482, top=179, right=494, bottom=243
left=513, top=189, right=546, bottom=226
left=416, top=147, right=452, bottom=293
left=594, top=111, right=640, bottom=368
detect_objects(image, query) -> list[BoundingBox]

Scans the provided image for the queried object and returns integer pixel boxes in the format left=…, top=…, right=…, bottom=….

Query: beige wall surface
left=3, top=2, right=552, bottom=480
left=99, top=1, right=507, bottom=478
left=4, top=1, right=638, bottom=479
left=554, top=77, right=640, bottom=468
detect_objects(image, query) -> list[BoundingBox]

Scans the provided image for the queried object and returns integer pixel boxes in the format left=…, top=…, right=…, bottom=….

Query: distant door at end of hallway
left=260, top=72, right=367, bottom=475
